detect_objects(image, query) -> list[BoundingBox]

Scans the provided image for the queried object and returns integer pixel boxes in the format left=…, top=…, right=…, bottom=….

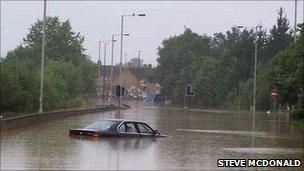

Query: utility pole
left=110, top=35, right=115, bottom=104
left=251, top=38, right=258, bottom=146
left=0, top=0, right=2, bottom=59
left=119, top=15, right=124, bottom=107
left=110, top=34, right=128, bottom=104
left=98, top=41, right=102, bottom=105
left=39, top=0, right=47, bottom=113
left=119, top=13, right=145, bottom=107
left=253, top=38, right=257, bottom=112
left=102, top=43, right=108, bottom=105
left=238, top=25, right=258, bottom=112
left=98, top=41, right=102, bottom=78
left=137, top=50, right=142, bottom=100
left=183, top=86, right=187, bottom=108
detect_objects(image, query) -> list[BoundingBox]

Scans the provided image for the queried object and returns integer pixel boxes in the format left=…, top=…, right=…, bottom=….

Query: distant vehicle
left=69, top=119, right=166, bottom=138
left=145, top=93, right=162, bottom=103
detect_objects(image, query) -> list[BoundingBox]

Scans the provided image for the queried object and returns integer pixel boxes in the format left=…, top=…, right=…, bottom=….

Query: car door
left=118, top=122, right=140, bottom=137
left=136, top=122, right=155, bottom=137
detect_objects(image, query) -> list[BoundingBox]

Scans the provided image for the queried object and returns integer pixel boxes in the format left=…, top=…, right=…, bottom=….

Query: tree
left=156, top=28, right=211, bottom=101
left=24, top=16, right=86, bottom=65
left=153, top=7, right=297, bottom=111
left=265, top=7, right=292, bottom=63
left=192, top=57, right=220, bottom=107
left=0, top=16, right=96, bottom=112
left=268, top=24, right=303, bottom=109
left=0, top=46, right=39, bottom=112
left=125, top=58, right=144, bottom=68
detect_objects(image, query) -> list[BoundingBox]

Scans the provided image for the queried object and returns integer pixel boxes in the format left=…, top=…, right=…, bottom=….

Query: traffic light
left=116, top=85, right=126, bottom=97
left=186, top=85, right=191, bottom=95
left=186, top=85, right=195, bottom=96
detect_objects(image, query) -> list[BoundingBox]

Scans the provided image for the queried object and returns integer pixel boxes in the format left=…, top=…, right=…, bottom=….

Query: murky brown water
left=1, top=101, right=303, bottom=170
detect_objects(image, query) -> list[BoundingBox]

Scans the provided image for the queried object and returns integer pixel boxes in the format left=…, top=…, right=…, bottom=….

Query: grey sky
left=1, top=1, right=303, bottom=66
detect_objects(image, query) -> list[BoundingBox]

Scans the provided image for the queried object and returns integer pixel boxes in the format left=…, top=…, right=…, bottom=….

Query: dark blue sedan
left=69, top=119, right=166, bottom=138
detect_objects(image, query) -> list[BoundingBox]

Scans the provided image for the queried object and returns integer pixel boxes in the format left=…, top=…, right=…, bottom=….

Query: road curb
left=0, top=105, right=123, bottom=130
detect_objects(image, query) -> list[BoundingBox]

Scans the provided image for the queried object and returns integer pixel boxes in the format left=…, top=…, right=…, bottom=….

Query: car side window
left=119, top=122, right=138, bottom=133
left=118, top=123, right=126, bottom=132
left=137, top=123, right=154, bottom=134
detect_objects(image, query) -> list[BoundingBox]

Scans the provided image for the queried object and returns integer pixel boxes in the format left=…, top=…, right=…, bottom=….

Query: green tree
left=156, top=28, right=211, bottom=101
left=0, top=16, right=96, bottom=112
left=154, top=7, right=297, bottom=111
left=0, top=46, right=39, bottom=111
left=24, top=16, right=86, bottom=65
left=192, top=57, right=220, bottom=107
left=269, top=24, right=303, bottom=109
left=265, top=7, right=292, bottom=63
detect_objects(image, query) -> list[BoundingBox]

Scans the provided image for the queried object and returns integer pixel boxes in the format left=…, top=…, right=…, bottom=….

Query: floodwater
left=1, top=101, right=303, bottom=170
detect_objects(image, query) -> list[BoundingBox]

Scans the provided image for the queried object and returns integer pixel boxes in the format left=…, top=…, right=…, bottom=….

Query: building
left=97, top=65, right=160, bottom=99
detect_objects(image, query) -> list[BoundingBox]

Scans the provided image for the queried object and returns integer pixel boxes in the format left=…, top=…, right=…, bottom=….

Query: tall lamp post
left=39, top=0, right=47, bottom=113
left=137, top=50, right=142, bottom=100
left=237, top=25, right=258, bottom=146
left=102, top=42, right=108, bottom=105
left=98, top=40, right=112, bottom=105
left=98, top=41, right=102, bottom=105
left=110, top=33, right=129, bottom=104
left=0, top=0, right=2, bottom=60
left=237, top=25, right=258, bottom=112
left=119, top=13, right=145, bottom=107
left=253, top=38, right=258, bottom=112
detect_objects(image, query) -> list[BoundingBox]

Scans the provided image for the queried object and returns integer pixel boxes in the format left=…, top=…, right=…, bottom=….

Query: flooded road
left=1, top=101, right=303, bottom=170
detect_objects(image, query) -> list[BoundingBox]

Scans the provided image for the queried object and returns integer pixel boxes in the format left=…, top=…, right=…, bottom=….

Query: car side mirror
left=153, top=130, right=159, bottom=135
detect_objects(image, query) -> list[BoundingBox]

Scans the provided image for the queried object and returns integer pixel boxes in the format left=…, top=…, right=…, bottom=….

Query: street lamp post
left=119, top=13, right=145, bottom=107
left=0, top=0, right=2, bottom=59
left=237, top=25, right=258, bottom=146
left=237, top=25, right=258, bottom=112
left=98, top=41, right=102, bottom=105
left=98, top=41, right=102, bottom=78
left=138, top=50, right=142, bottom=68
left=102, top=42, right=108, bottom=105
left=110, top=35, right=115, bottom=104
left=39, top=0, right=47, bottom=113
left=137, top=50, right=142, bottom=100
left=98, top=40, right=111, bottom=106
left=253, top=38, right=258, bottom=112
left=110, top=33, right=129, bottom=104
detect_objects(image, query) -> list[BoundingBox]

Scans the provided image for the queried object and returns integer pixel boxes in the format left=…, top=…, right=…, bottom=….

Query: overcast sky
left=1, top=1, right=303, bottom=66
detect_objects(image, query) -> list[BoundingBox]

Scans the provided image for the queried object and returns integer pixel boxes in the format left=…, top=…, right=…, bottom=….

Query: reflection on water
left=71, top=136, right=157, bottom=150
left=1, top=101, right=303, bottom=170
left=70, top=138, right=157, bottom=170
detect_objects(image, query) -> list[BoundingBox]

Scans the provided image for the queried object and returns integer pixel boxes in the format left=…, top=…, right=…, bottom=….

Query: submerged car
left=69, top=119, right=166, bottom=138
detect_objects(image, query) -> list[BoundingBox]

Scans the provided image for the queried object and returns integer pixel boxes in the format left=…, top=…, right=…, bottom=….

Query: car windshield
left=84, top=121, right=117, bottom=131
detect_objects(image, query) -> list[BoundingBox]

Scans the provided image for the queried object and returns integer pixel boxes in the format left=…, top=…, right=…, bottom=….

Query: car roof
left=103, top=119, right=145, bottom=123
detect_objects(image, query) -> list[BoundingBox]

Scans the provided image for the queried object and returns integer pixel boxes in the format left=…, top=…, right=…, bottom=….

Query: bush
left=290, top=109, right=304, bottom=121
